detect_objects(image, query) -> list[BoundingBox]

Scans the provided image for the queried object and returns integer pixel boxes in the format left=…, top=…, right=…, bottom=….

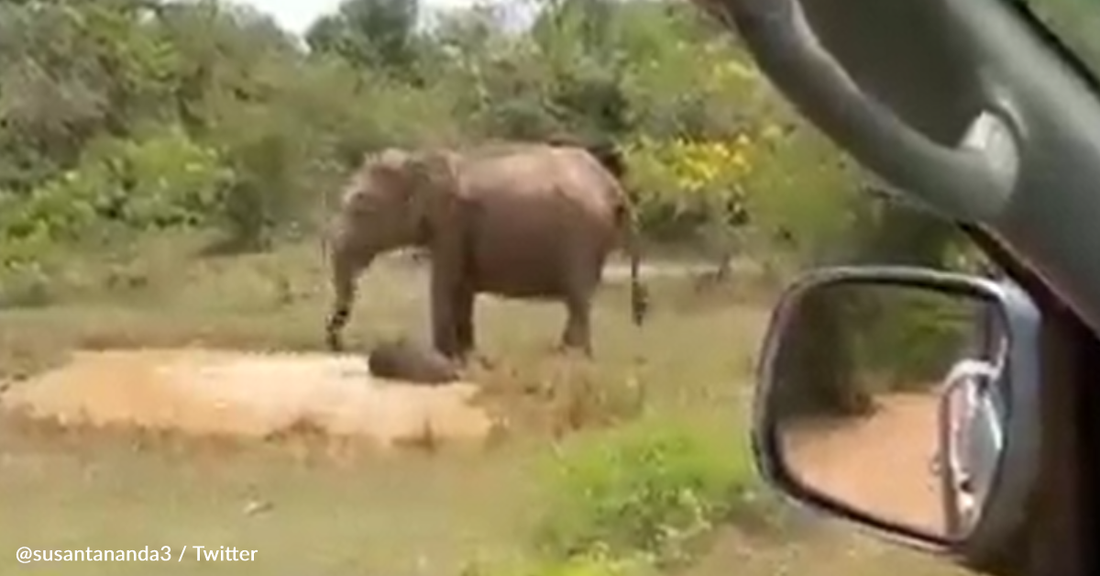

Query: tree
left=304, top=0, right=421, bottom=79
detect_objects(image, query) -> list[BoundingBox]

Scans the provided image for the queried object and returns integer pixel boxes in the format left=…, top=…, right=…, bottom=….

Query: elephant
left=323, top=138, right=647, bottom=360
left=367, top=336, right=461, bottom=385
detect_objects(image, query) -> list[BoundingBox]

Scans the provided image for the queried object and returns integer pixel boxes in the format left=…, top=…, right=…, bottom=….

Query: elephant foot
left=326, top=332, right=344, bottom=353
left=553, top=342, right=592, bottom=360
left=449, top=348, right=493, bottom=371
left=469, top=352, right=495, bottom=371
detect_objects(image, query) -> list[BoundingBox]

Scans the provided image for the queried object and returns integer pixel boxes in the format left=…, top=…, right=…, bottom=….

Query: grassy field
left=0, top=236, right=971, bottom=576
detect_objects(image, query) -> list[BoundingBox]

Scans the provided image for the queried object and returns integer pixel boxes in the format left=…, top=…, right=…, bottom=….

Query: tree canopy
left=0, top=0, right=968, bottom=283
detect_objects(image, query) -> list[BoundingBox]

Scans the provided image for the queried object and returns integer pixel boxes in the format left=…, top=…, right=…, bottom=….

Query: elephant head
left=325, top=147, right=460, bottom=352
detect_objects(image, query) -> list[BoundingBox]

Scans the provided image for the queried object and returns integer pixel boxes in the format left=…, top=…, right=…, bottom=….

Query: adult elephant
left=323, top=139, right=647, bottom=360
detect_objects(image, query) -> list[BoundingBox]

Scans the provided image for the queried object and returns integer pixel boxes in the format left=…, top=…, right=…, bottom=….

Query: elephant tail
left=616, top=202, right=648, bottom=327
left=629, top=229, right=648, bottom=327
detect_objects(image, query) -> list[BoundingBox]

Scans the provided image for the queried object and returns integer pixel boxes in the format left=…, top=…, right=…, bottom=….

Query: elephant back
left=544, top=134, right=626, bottom=181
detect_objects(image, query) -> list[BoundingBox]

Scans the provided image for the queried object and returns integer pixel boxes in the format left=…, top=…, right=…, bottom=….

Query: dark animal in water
left=367, top=337, right=461, bottom=384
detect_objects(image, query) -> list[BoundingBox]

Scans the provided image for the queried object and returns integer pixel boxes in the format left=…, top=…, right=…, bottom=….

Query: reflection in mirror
left=769, top=281, right=1008, bottom=540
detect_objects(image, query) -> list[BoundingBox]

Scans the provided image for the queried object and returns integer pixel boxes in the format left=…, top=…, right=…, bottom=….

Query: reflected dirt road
left=781, top=392, right=944, bottom=533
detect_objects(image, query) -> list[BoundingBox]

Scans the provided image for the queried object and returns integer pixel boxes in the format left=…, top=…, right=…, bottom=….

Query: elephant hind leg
left=560, top=290, right=594, bottom=357
left=558, top=249, right=604, bottom=356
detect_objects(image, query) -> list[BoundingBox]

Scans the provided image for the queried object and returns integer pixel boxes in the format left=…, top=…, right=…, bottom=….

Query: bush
left=462, top=418, right=786, bottom=576
left=533, top=418, right=777, bottom=569
left=772, top=277, right=980, bottom=420
left=0, top=126, right=230, bottom=258
left=851, top=287, right=976, bottom=390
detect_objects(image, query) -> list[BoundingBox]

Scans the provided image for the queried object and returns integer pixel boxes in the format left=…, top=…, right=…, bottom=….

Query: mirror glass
left=768, top=280, right=1009, bottom=540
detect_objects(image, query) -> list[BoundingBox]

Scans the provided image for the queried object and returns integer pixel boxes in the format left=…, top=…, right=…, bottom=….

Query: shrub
left=771, top=271, right=980, bottom=419
left=0, top=126, right=230, bottom=255
left=533, top=417, right=776, bottom=569
left=850, top=286, right=976, bottom=392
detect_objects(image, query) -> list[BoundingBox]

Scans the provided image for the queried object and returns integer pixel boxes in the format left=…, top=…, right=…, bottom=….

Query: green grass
left=0, top=237, right=971, bottom=575
left=2, top=434, right=540, bottom=575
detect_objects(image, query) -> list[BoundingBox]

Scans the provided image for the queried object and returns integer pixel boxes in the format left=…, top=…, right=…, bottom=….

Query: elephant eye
left=343, top=189, right=378, bottom=215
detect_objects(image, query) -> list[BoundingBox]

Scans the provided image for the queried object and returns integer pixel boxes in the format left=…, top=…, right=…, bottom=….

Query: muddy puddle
left=0, top=349, right=497, bottom=448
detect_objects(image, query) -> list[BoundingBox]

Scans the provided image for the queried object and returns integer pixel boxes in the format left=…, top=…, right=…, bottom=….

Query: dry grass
left=0, top=236, right=972, bottom=575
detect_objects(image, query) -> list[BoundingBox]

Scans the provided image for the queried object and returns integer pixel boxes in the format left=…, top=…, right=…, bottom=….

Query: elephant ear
left=341, top=148, right=409, bottom=211
left=406, top=150, right=459, bottom=192
left=403, top=149, right=462, bottom=242
left=368, top=148, right=414, bottom=193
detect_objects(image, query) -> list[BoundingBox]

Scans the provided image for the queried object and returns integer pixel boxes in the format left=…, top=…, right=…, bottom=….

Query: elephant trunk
left=325, top=229, right=378, bottom=352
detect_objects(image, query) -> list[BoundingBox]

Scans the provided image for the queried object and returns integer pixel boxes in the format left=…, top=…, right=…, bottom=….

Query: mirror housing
left=752, top=266, right=1041, bottom=567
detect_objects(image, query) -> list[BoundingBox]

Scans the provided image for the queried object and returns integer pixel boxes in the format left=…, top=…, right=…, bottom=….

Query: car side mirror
left=752, top=266, right=1041, bottom=567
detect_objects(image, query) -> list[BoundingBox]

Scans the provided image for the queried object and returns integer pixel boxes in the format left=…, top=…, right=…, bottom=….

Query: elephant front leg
left=453, top=288, right=477, bottom=360
left=430, top=266, right=462, bottom=359
left=428, top=195, right=476, bottom=361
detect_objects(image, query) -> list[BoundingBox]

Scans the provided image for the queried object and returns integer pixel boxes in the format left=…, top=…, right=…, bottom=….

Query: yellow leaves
left=663, top=136, right=753, bottom=189
left=761, top=123, right=785, bottom=141
left=696, top=41, right=759, bottom=89
left=623, top=132, right=761, bottom=215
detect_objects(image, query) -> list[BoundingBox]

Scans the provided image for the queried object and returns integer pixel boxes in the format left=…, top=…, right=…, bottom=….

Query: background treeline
left=0, top=0, right=984, bottom=412
left=0, top=0, right=965, bottom=270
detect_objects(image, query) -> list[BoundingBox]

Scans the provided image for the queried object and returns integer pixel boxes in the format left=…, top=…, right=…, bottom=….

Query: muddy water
left=0, top=350, right=496, bottom=448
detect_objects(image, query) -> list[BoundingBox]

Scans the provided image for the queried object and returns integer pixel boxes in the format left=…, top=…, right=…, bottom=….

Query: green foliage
left=0, top=0, right=968, bottom=293
left=852, top=288, right=977, bottom=390
left=0, top=125, right=228, bottom=265
left=97, top=126, right=231, bottom=227
left=459, top=418, right=781, bottom=576
left=774, top=281, right=981, bottom=419
left=533, top=418, right=775, bottom=569
left=306, top=0, right=422, bottom=78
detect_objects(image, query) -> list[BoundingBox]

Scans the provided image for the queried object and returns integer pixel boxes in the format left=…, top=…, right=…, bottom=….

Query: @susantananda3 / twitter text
left=16, top=545, right=257, bottom=563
